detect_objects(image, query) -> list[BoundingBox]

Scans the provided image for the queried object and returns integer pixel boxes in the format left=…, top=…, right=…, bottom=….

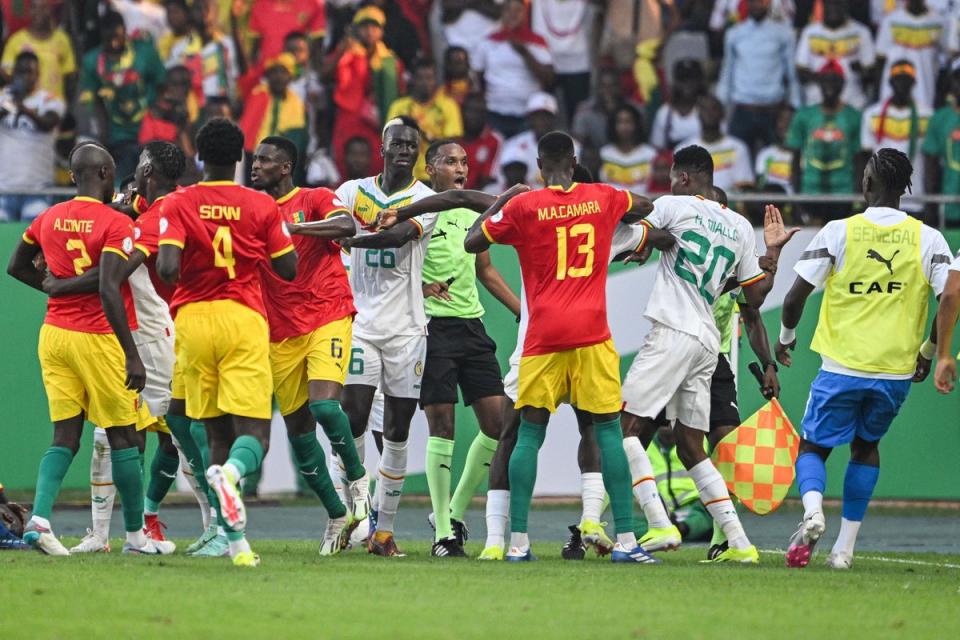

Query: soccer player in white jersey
left=619, top=145, right=786, bottom=564
left=334, top=117, right=439, bottom=556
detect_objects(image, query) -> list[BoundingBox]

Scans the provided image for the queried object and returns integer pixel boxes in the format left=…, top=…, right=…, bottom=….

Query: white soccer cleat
left=23, top=521, right=70, bottom=556
left=319, top=515, right=352, bottom=556
left=207, top=464, right=246, bottom=531
left=122, top=538, right=176, bottom=555
left=825, top=551, right=853, bottom=570
left=346, top=473, right=370, bottom=522
left=69, top=529, right=110, bottom=554
left=347, top=515, right=370, bottom=549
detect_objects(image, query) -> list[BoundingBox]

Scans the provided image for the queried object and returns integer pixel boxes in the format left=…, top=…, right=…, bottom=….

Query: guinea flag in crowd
left=711, top=399, right=800, bottom=515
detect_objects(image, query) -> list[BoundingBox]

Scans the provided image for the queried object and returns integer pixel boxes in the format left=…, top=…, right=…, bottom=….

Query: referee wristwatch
left=763, top=360, right=779, bottom=372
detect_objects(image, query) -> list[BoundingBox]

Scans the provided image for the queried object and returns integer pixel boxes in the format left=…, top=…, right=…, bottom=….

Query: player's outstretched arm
left=762, top=204, right=800, bottom=264
left=378, top=190, right=497, bottom=230
left=157, top=245, right=182, bottom=285
left=621, top=193, right=655, bottom=223
left=344, top=221, right=421, bottom=249
left=39, top=252, right=146, bottom=297
left=464, top=184, right=530, bottom=254
left=621, top=227, right=676, bottom=264
left=476, top=250, right=521, bottom=316
left=271, top=249, right=298, bottom=281
left=100, top=252, right=146, bottom=392
left=6, top=239, right=46, bottom=292
left=287, top=214, right=356, bottom=240
left=740, top=300, right=780, bottom=399
left=774, top=276, right=816, bottom=367
left=934, top=271, right=960, bottom=393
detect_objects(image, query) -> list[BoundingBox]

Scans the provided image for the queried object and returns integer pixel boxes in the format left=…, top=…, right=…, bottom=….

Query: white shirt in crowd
left=530, top=0, right=595, bottom=75
left=111, top=0, right=169, bottom=44
left=0, top=87, right=64, bottom=190
left=498, top=129, right=581, bottom=188
left=473, top=33, right=554, bottom=116
left=599, top=143, right=658, bottom=192
left=650, top=104, right=701, bottom=150
left=677, top=135, right=754, bottom=193
left=795, top=18, right=876, bottom=109
left=860, top=100, right=933, bottom=208
left=876, top=8, right=946, bottom=108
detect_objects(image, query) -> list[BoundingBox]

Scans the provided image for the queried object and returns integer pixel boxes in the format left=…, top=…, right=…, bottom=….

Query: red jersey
left=134, top=195, right=176, bottom=304
left=249, top=0, right=326, bottom=61
left=159, top=181, right=294, bottom=317
left=24, top=197, right=138, bottom=334
left=482, top=183, right=632, bottom=356
left=260, top=187, right=355, bottom=341
left=461, top=127, right=503, bottom=191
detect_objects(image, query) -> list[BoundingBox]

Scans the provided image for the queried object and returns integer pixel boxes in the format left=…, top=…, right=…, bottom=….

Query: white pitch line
left=759, top=549, right=960, bottom=569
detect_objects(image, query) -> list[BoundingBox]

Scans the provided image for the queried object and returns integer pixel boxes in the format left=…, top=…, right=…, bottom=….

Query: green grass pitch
left=3, top=540, right=958, bottom=639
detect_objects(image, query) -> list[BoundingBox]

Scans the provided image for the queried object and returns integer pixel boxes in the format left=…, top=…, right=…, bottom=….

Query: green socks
left=190, top=420, right=209, bottom=469
left=32, top=446, right=74, bottom=520
left=508, top=420, right=547, bottom=533
left=165, top=413, right=209, bottom=495
left=289, top=432, right=346, bottom=518
left=110, top=447, right=145, bottom=533
left=426, top=436, right=455, bottom=541
left=145, top=448, right=180, bottom=514
left=593, top=418, right=634, bottom=535
left=450, top=432, right=497, bottom=522
left=226, top=435, right=264, bottom=479
left=310, top=400, right=365, bottom=482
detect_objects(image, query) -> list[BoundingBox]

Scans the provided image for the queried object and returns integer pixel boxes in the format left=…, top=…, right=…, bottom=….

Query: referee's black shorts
left=420, top=317, right=505, bottom=408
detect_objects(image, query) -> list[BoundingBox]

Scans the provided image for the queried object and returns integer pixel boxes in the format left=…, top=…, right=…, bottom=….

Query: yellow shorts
left=38, top=324, right=139, bottom=428
left=171, top=341, right=185, bottom=401
left=174, top=299, right=272, bottom=420
left=136, top=412, right=170, bottom=433
left=271, top=316, right=352, bottom=416
left=516, top=339, right=622, bottom=414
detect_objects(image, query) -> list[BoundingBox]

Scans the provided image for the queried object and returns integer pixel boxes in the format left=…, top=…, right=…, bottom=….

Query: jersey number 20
left=674, top=230, right=735, bottom=304
left=556, top=223, right=595, bottom=280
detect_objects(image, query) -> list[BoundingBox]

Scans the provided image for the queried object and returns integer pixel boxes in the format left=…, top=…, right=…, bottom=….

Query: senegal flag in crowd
left=711, top=399, right=800, bottom=515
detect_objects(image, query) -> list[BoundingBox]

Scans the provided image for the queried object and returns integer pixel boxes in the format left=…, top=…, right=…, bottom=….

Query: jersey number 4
left=555, top=223, right=595, bottom=280
left=673, top=230, right=735, bottom=304
left=213, top=226, right=236, bottom=279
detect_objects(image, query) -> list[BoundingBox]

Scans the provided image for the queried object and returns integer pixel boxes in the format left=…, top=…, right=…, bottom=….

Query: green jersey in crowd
left=787, top=104, right=861, bottom=195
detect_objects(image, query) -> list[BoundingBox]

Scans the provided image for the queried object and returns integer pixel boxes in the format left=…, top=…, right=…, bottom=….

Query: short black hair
left=673, top=144, right=713, bottom=177
left=870, top=147, right=913, bottom=195
left=196, top=117, right=244, bottom=165
left=572, top=164, right=594, bottom=183
left=68, top=140, right=109, bottom=165
left=346, top=136, right=371, bottom=150
left=284, top=30, right=308, bottom=43
left=537, top=131, right=575, bottom=162
left=445, top=45, right=467, bottom=61
left=259, top=135, right=299, bottom=168
left=425, top=138, right=460, bottom=165
left=411, top=57, right=436, bottom=74
left=143, top=140, right=186, bottom=182
left=14, top=50, right=39, bottom=67
left=165, top=0, right=189, bottom=11
left=101, top=10, right=125, bottom=33
left=606, top=103, right=645, bottom=147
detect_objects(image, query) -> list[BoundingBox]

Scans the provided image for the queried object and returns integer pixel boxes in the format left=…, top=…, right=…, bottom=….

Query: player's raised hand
left=913, top=354, right=932, bottom=383
left=775, top=340, right=795, bottom=367
left=934, top=357, right=956, bottom=393
left=378, top=208, right=399, bottom=230
left=762, top=365, right=780, bottom=399
left=125, top=353, right=147, bottom=392
left=763, top=204, right=800, bottom=250
left=423, top=281, right=452, bottom=301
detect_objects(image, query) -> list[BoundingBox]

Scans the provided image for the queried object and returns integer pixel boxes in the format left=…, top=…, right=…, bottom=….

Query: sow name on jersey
left=850, top=226, right=916, bottom=245
left=537, top=199, right=601, bottom=222
left=199, top=205, right=241, bottom=220
left=694, top=213, right=738, bottom=242
left=53, top=218, right=95, bottom=233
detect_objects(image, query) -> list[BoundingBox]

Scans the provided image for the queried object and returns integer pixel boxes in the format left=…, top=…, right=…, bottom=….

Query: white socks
left=375, top=438, right=407, bottom=533
left=623, top=436, right=672, bottom=529
left=126, top=528, right=148, bottom=547
left=690, top=458, right=750, bottom=550
left=616, top=532, right=638, bottom=549
left=832, top=518, right=861, bottom=557
left=485, top=489, right=509, bottom=548
left=802, top=490, right=824, bottom=519
left=228, top=535, right=251, bottom=557
left=353, top=435, right=365, bottom=464
left=509, top=532, right=529, bottom=551
left=579, top=473, right=604, bottom=525
left=90, top=429, right=115, bottom=540
left=173, top=439, right=211, bottom=530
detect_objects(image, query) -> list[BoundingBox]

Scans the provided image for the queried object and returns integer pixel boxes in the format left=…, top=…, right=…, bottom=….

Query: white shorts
left=502, top=339, right=523, bottom=402
left=346, top=334, right=427, bottom=399
left=621, top=323, right=718, bottom=432
left=135, top=332, right=175, bottom=418
left=368, top=388, right=385, bottom=433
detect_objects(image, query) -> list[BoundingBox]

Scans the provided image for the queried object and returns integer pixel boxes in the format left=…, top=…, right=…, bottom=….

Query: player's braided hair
left=196, top=117, right=244, bottom=165
left=143, top=140, right=186, bottom=182
left=871, top=147, right=913, bottom=196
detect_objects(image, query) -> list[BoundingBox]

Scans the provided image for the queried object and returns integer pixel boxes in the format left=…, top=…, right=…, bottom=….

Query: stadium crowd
left=1, top=0, right=960, bottom=224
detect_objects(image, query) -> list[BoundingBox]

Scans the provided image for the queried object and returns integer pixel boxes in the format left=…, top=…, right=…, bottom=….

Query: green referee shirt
left=713, top=290, right=746, bottom=356
left=422, top=207, right=484, bottom=318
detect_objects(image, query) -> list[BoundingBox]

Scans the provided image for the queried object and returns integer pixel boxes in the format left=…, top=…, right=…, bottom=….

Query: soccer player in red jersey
left=157, top=118, right=297, bottom=568
left=251, top=135, right=370, bottom=555
left=463, top=131, right=660, bottom=563
left=6, top=144, right=165, bottom=556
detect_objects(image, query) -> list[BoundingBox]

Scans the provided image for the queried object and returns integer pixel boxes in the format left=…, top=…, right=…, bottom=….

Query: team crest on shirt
left=491, top=212, right=503, bottom=223
left=292, top=210, right=304, bottom=224
left=159, top=217, right=168, bottom=233
left=415, top=361, right=423, bottom=376
left=122, top=237, right=134, bottom=254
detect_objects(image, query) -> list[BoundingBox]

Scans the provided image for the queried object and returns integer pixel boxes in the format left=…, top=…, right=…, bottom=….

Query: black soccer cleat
left=561, top=524, right=586, bottom=560
left=432, top=537, right=467, bottom=558
left=451, top=518, right=469, bottom=547
left=707, top=541, right=729, bottom=561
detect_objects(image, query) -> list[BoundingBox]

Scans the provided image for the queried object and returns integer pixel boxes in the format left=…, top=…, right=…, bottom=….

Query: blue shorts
left=800, top=370, right=911, bottom=448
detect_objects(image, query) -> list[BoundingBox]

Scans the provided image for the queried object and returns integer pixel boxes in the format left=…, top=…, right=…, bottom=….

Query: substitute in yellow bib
left=776, top=148, right=952, bottom=570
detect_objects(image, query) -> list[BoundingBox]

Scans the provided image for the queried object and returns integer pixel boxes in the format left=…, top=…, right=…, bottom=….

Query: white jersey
left=128, top=263, right=173, bottom=346
left=643, top=195, right=763, bottom=353
left=335, top=176, right=438, bottom=339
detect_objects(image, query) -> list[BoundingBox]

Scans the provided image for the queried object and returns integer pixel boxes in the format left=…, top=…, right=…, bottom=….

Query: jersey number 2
left=555, top=223, right=595, bottom=280
left=66, top=239, right=92, bottom=275
left=213, top=226, right=236, bottom=279
left=673, top=230, right=735, bottom=304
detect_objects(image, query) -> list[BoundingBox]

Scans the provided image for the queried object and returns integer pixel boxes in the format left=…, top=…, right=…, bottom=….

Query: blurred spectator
left=861, top=60, right=931, bottom=213
left=373, top=0, right=431, bottom=69
left=572, top=68, right=625, bottom=164
left=305, top=146, right=340, bottom=186
left=79, top=10, right=165, bottom=180
left=531, top=0, right=598, bottom=119
left=717, top=0, right=801, bottom=155
left=239, top=53, right=308, bottom=169
left=498, top=91, right=578, bottom=187
left=459, top=91, right=502, bottom=191
left=1, top=0, right=76, bottom=101
left=342, top=135, right=373, bottom=180
left=112, top=0, right=169, bottom=44
left=168, top=0, right=238, bottom=101
left=157, top=0, right=191, bottom=61
left=328, top=5, right=403, bottom=176
left=438, top=0, right=501, bottom=63
left=249, top=0, right=325, bottom=67
left=755, top=105, right=795, bottom=192
left=285, top=30, right=325, bottom=151
left=710, top=0, right=795, bottom=30
left=138, top=73, right=194, bottom=158
left=795, top=0, right=875, bottom=110
left=679, top=95, right=754, bottom=192
left=386, top=57, right=463, bottom=180
left=924, top=62, right=960, bottom=226
left=650, top=58, right=704, bottom=150
left=647, top=148, right=673, bottom=196
left=439, top=45, right=478, bottom=105
left=1, top=0, right=45, bottom=40
left=599, top=0, right=679, bottom=71
left=876, top=0, right=944, bottom=108
left=473, top=0, right=554, bottom=139
left=599, top=103, right=656, bottom=192
left=0, top=50, right=63, bottom=221
left=786, top=60, right=861, bottom=222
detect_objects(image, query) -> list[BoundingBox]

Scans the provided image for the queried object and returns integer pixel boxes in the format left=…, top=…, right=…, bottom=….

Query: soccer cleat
left=368, top=509, right=379, bottom=537
left=478, top=544, right=504, bottom=561
left=427, top=512, right=470, bottom=547
left=23, top=521, right=70, bottom=556
left=207, top=465, right=246, bottom=531
left=368, top=531, right=405, bottom=557
left=319, top=515, right=351, bottom=556
left=144, top=514, right=169, bottom=542
left=232, top=550, right=260, bottom=567
left=709, top=545, right=760, bottom=564
left=0, top=522, right=30, bottom=551
left=347, top=516, right=370, bottom=549
left=431, top=537, right=466, bottom=558
left=561, top=525, right=586, bottom=560
left=638, top=525, right=682, bottom=553
left=122, top=538, right=176, bottom=555
left=611, top=542, right=660, bottom=564
left=580, top=520, right=614, bottom=556
left=69, top=529, right=111, bottom=554
left=785, top=512, right=826, bottom=569
left=706, top=542, right=728, bottom=561
left=185, top=523, right=219, bottom=554
left=825, top=551, right=853, bottom=570
left=505, top=546, right=536, bottom=562
left=189, top=532, right=229, bottom=557
left=346, top=474, right=370, bottom=522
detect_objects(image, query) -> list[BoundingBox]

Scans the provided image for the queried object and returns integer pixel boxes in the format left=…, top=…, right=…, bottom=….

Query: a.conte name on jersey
left=537, top=200, right=601, bottom=222
left=53, top=218, right=94, bottom=233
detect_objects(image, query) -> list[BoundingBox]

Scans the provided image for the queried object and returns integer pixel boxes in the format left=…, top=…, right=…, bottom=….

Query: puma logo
left=439, top=464, right=451, bottom=472
left=867, top=249, right=899, bottom=275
